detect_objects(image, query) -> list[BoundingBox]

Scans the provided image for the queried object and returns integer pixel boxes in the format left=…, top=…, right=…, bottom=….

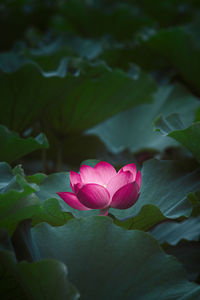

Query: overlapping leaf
left=132, top=26, right=200, bottom=94
left=0, top=60, right=156, bottom=134
left=0, top=125, right=49, bottom=163
left=110, top=159, right=200, bottom=220
left=154, top=113, right=200, bottom=162
left=52, top=1, right=154, bottom=41
left=86, top=84, right=198, bottom=153
left=150, top=217, right=200, bottom=245
left=0, top=162, right=41, bottom=234
left=0, top=250, right=79, bottom=300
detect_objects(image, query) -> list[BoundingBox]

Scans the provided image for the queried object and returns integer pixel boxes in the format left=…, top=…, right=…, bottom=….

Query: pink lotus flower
left=57, top=162, right=141, bottom=215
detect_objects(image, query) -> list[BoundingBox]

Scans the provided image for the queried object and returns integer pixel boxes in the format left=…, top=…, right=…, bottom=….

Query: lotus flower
left=57, top=162, right=141, bottom=215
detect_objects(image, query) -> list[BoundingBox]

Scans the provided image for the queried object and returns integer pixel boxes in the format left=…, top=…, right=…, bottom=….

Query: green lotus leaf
left=0, top=250, right=79, bottom=300
left=32, top=216, right=200, bottom=299
left=110, top=159, right=200, bottom=220
left=0, top=162, right=41, bottom=234
left=150, top=216, right=200, bottom=245
left=165, top=241, right=200, bottom=282
left=87, top=84, right=198, bottom=153
left=0, top=125, right=49, bottom=163
left=154, top=113, right=200, bottom=162
left=0, top=60, right=156, bottom=134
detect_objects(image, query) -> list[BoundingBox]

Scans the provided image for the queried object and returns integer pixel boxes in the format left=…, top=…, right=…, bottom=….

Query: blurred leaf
left=87, top=84, right=198, bottom=153
left=154, top=113, right=200, bottom=162
left=0, top=193, right=41, bottom=236
left=45, top=131, right=106, bottom=170
left=150, top=217, right=200, bottom=245
left=0, top=52, right=28, bottom=73
left=27, top=173, right=47, bottom=185
left=27, top=36, right=103, bottom=63
left=80, top=158, right=100, bottom=167
left=0, top=251, right=79, bottom=300
left=53, top=1, right=154, bottom=41
left=188, top=190, right=200, bottom=216
left=0, top=60, right=156, bottom=134
left=32, top=216, right=200, bottom=299
left=0, top=229, right=14, bottom=252
left=11, top=219, right=40, bottom=262
left=0, top=162, right=38, bottom=195
left=43, top=61, right=156, bottom=135
left=32, top=198, right=73, bottom=227
left=0, top=125, right=49, bottom=163
left=133, top=27, right=200, bottom=94
left=0, top=162, right=41, bottom=234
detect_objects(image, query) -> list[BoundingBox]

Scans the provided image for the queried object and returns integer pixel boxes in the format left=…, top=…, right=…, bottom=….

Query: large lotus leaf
left=0, top=125, right=49, bottom=163
left=32, top=216, right=200, bottom=299
left=110, top=159, right=200, bottom=220
left=86, top=84, right=198, bottom=153
left=0, top=60, right=156, bottom=134
left=0, top=63, right=56, bottom=132
left=0, top=251, right=79, bottom=300
left=0, top=162, right=41, bottom=234
left=150, top=216, right=200, bottom=245
left=154, top=113, right=200, bottom=162
left=43, top=61, right=156, bottom=135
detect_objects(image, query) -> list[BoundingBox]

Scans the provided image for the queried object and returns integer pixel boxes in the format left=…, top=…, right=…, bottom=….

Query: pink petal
left=106, top=171, right=133, bottom=199
left=80, top=165, right=103, bottom=185
left=77, top=184, right=110, bottom=209
left=73, top=182, right=84, bottom=194
left=118, top=163, right=137, bottom=181
left=57, top=192, right=90, bottom=210
left=94, top=161, right=117, bottom=185
left=111, top=182, right=139, bottom=209
left=136, top=171, right=141, bottom=189
left=70, top=171, right=82, bottom=192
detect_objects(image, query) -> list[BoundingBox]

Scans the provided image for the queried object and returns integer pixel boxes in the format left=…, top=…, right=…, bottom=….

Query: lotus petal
left=77, top=184, right=110, bottom=209
left=57, top=192, right=90, bottom=210
left=111, top=182, right=139, bottom=209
